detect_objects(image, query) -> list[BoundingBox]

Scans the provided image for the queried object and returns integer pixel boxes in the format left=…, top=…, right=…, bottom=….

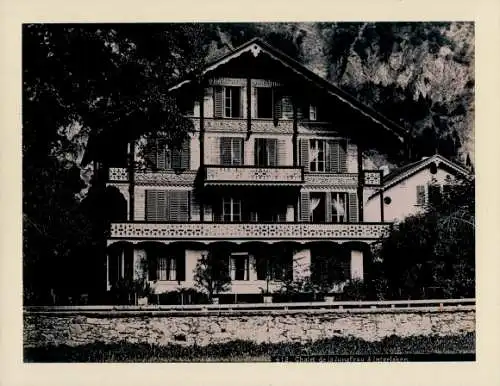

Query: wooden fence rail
left=24, top=298, right=475, bottom=316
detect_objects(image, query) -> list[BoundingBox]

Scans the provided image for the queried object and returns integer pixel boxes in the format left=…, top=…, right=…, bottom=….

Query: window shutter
left=180, top=139, right=190, bottom=170
left=328, top=140, right=339, bottom=173
left=348, top=193, right=358, bottom=222
left=214, top=86, right=223, bottom=118
left=268, top=139, right=278, bottom=166
left=416, top=185, right=426, bottom=206
left=273, top=88, right=282, bottom=126
left=220, top=137, right=231, bottom=165
left=300, top=191, right=310, bottom=222
left=238, top=87, right=244, bottom=118
left=156, top=139, right=167, bottom=169
left=208, top=137, right=220, bottom=165
left=339, top=140, right=347, bottom=172
left=235, top=138, right=243, bottom=165
left=146, top=190, right=167, bottom=221
left=176, top=253, right=186, bottom=281
left=277, top=139, right=287, bottom=166
left=190, top=191, right=200, bottom=221
left=325, top=192, right=332, bottom=223
left=166, top=190, right=188, bottom=222
left=300, top=139, right=309, bottom=172
left=144, top=139, right=157, bottom=169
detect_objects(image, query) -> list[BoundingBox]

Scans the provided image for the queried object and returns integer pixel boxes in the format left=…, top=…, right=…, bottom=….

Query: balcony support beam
left=127, top=140, right=135, bottom=221
left=357, top=143, right=364, bottom=222
left=199, top=83, right=205, bottom=222
left=246, top=77, right=252, bottom=141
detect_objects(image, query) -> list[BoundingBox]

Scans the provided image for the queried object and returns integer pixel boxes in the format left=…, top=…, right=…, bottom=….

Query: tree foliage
left=23, top=24, right=209, bottom=303
left=375, top=176, right=475, bottom=299
left=193, top=252, right=231, bottom=300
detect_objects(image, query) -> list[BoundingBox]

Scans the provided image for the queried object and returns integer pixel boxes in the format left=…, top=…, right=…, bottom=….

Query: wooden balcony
left=109, top=222, right=391, bottom=242
left=204, top=165, right=304, bottom=186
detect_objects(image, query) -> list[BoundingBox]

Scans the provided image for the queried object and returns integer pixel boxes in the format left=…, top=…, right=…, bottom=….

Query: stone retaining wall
left=24, top=309, right=475, bottom=347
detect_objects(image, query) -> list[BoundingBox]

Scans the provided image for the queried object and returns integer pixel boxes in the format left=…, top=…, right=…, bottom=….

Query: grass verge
left=24, top=332, right=475, bottom=362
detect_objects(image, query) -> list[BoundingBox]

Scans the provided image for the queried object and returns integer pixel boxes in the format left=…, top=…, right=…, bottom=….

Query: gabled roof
left=368, top=154, right=472, bottom=200
left=168, top=38, right=408, bottom=142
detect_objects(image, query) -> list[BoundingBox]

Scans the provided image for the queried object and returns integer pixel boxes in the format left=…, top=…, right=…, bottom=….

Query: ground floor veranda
left=106, top=240, right=374, bottom=296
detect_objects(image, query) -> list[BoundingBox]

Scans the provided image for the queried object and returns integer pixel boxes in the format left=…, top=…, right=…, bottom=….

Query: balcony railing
left=191, top=118, right=294, bottom=134
left=108, top=168, right=128, bottom=182
left=204, top=165, right=304, bottom=185
left=363, top=170, right=383, bottom=186
left=110, top=222, right=391, bottom=241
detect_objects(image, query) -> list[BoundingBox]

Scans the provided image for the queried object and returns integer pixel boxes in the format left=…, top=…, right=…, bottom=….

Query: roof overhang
left=168, top=38, right=408, bottom=143
left=367, top=154, right=472, bottom=201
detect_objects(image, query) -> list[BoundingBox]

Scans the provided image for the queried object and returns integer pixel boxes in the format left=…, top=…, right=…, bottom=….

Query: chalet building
left=102, top=38, right=412, bottom=298
left=364, top=154, right=471, bottom=223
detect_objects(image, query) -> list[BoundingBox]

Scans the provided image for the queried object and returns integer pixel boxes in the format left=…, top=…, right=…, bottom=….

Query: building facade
left=103, top=39, right=410, bottom=297
left=364, top=154, right=471, bottom=223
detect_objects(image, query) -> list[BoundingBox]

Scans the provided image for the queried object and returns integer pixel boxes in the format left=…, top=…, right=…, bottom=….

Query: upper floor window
left=145, top=138, right=190, bottom=170
left=309, top=105, right=318, bottom=121
left=222, top=197, right=242, bottom=222
left=309, top=139, right=327, bottom=172
left=417, top=183, right=452, bottom=206
left=302, top=139, right=347, bottom=173
left=256, top=87, right=273, bottom=118
left=331, top=192, right=347, bottom=223
left=214, top=86, right=242, bottom=118
left=254, top=138, right=278, bottom=167
left=220, top=137, right=243, bottom=165
left=308, top=192, right=351, bottom=223
left=224, top=86, right=242, bottom=118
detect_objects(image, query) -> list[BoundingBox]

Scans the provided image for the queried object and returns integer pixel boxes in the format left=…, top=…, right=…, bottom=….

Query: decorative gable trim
left=366, top=154, right=472, bottom=201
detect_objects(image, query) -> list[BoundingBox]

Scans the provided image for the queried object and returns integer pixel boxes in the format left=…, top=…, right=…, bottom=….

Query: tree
left=193, top=252, right=231, bottom=301
left=23, top=24, right=210, bottom=303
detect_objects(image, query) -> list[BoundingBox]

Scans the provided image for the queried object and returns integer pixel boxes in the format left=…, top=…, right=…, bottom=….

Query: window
left=220, top=137, right=243, bottom=165
left=310, top=192, right=326, bottom=223
left=230, top=253, right=249, bottom=281
left=428, top=184, right=442, bottom=205
left=145, top=138, right=190, bottom=170
left=145, top=190, right=189, bottom=222
left=416, top=185, right=426, bottom=206
left=309, top=139, right=327, bottom=172
left=224, top=87, right=242, bottom=118
left=281, top=96, right=293, bottom=119
left=254, top=138, right=278, bottom=167
left=222, top=197, right=242, bottom=222
left=309, top=105, right=317, bottom=121
left=331, top=192, right=347, bottom=223
left=157, top=256, right=177, bottom=281
left=256, top=87, right=273, bottom=118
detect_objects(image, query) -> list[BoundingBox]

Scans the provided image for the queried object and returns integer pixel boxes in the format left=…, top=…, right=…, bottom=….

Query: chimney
left=379, top=165, right=390, bottom=176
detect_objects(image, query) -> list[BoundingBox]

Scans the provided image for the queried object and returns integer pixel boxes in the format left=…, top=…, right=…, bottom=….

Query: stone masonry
left=24, top=309, right=475, bottom=348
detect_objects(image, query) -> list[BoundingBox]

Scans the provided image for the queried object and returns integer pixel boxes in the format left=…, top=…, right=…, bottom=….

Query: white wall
left=365, top=165, right=458, bottom=223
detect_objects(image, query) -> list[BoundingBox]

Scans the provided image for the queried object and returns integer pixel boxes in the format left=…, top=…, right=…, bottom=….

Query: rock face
left=24, top=309, right=475, bottom=348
